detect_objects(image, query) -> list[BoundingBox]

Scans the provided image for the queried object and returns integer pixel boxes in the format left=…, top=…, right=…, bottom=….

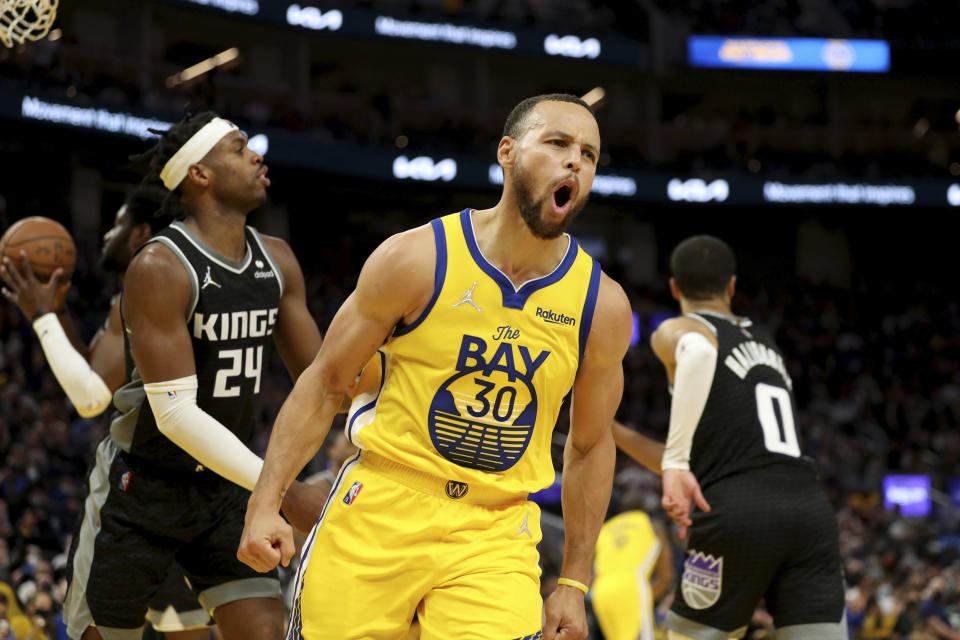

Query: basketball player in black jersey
left=646, top=235, right=845, bottom=640
left=60, top=112, right=330, bottom=640
left=2, top=186, right=216, bottom=640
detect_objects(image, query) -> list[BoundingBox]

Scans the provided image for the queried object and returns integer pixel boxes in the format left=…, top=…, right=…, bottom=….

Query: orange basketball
left=0, top=216, right=77, bottom=281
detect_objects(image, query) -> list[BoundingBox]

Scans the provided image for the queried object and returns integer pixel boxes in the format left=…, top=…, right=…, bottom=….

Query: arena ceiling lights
left=157, top=0, right=641, bottom=66
left=9, top=91, right=959, bottom=208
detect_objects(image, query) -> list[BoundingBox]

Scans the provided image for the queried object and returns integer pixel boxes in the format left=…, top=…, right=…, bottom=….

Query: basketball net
left=0, top=0, right=58, bottom=48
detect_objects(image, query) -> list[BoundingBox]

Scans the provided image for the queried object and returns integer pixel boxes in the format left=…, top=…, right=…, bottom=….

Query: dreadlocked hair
left=129, top=110, right=218, bottom=220
left=124, top=182, right=174, bottom=233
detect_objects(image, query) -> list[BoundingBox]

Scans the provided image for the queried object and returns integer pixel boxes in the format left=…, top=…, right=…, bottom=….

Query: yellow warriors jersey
left=593, top=511, right=663, bottom=640
left=594, top=511, right=661, bottom=580
left=346, top=209, right=601, bottom=497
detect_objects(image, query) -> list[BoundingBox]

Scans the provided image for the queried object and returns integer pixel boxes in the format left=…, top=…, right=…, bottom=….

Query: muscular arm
left=87, top=295, right=127, bottom=392
left=613, top=317, right=716, bottom=475
left=650, top=523, right=674, bottom=602
left=122, top=245, right=198, bottom=382
left=611, top=420, right=664, bottom=475
left=261, top=235, right=323, bottom=380
left=239, top=225, right=436, bottom=571
left=557, top=274, right=632, bottom=585
left=653, top=317, right=718, bottom=536
left=1, top=257, right=117, bottom=416
left=543, top=274, right=631, bottom=640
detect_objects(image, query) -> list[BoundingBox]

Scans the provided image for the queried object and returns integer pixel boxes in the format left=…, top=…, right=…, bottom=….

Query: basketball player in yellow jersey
left=592, top=507, right=674, bottom=640
left=239, top=93, right=634, bottom=640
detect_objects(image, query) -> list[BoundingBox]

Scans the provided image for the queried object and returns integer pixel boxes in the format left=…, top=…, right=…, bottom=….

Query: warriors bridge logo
left=427, top=334, right=550, bottom=472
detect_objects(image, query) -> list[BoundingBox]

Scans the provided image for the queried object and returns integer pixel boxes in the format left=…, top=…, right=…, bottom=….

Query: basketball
left=0, top=216, right=76, bottom=282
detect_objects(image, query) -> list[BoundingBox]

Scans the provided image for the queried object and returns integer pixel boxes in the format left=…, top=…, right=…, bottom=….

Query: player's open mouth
left=257, top=165, right=270, bottom=186
left=551, top=181, right=576, bottom=215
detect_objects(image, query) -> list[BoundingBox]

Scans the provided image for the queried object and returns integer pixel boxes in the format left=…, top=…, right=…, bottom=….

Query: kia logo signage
left=544, top=34, right=601, bottom=59
left=393, top=156, right=457, bottom=182
left=286, top=5, right=343, bottom=31
left=948, top=184, right=960, bottom=207
left=667, top=178, right=729, bottom=203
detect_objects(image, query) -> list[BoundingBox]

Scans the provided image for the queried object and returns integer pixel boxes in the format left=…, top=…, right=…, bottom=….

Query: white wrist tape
left=661, top=332, right=717, bottom=471
left=144, top=375, right=263, bottom=490
left=32, top=313, right=112, bottom=418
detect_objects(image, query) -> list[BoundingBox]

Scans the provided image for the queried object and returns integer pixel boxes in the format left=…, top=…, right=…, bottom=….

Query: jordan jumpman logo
left=515, top=509, right=532, bottom=538
left=201, top=265, right=221, bottom=290
left=452, top=281, right=482, bottom=312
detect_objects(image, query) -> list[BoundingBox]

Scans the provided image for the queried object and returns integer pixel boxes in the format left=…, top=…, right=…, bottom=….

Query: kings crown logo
left=681, top=550, right=723, bottom=610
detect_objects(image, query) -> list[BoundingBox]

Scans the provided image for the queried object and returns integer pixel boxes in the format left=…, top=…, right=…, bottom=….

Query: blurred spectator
left=0, top=592, right=18, bottom=640
left=918, top=577, right=960, bottom=640
left=21, top=589, right=56, bottom=640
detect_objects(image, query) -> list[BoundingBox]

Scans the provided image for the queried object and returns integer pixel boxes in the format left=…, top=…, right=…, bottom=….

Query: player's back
left=686, top=311, right=811, bottom=490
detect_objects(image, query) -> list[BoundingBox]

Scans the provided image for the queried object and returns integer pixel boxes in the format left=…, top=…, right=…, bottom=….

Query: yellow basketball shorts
left=287, top=451, right=545, bottom=640
left=592, top=574, right=657, bottom=640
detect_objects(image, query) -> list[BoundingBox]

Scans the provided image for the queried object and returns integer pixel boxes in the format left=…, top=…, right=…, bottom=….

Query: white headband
left=159, top=117, right=239, bottom=190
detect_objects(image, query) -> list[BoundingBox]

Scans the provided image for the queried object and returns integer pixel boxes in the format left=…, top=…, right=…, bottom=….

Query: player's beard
left=511, top=158, right=586, bottom=240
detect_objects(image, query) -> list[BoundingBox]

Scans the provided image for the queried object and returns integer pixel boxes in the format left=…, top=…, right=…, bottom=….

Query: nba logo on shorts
left=681, top=550, right=722, bottom=609
left=343, top=481, right=363, bottom=505
left=119, top=471, right=132, bottom=492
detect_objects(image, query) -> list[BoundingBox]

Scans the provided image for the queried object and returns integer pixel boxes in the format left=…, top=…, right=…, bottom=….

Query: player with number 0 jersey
left=640, top=235, right=845, bottom=640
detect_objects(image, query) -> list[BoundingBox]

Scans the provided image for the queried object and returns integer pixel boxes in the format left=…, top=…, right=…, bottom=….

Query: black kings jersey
left=687, top=311, right=810, bottom=490
left=110, top=221, right=284, bottom=473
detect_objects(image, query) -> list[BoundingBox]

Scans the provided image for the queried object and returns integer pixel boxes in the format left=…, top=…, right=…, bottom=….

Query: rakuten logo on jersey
left=393, top=156, right=457, bottom=182
left=286, top=5, right=343, bottom=31
left=667, top=178, right=729, bottom=203
left=544, top=34, right=601, bottom=59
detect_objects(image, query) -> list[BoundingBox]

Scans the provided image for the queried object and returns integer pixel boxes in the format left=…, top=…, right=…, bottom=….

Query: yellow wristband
left=557, top=577, right=589, bottom=594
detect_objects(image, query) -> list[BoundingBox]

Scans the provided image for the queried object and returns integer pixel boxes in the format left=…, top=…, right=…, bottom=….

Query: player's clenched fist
left=238, top=505, right=296, bottom=573
left=543, top=585, right=588, bottom=640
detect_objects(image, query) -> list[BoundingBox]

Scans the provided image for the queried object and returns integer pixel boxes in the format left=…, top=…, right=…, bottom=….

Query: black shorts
left=666, top=466, right=845, bottom=640
left=145, top=565, right=212, bottom=633
left=64, top=437, right=280, bottom=639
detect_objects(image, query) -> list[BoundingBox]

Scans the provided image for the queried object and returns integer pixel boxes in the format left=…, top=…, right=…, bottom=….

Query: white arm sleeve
left=661, top=331, right=718, bottom=472
left=32, top=313, right=113, bottom=418
left=144, top=375, right=263, bottom=491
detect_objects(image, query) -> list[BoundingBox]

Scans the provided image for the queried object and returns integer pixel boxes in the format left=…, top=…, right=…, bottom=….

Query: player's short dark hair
left=124, top=183, right=172, bottom=233
left=670, top=235, right=737, bottom=300
left=129, top=110, right=218, bottom=218
left=503, top=94, right=596, bottom=139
